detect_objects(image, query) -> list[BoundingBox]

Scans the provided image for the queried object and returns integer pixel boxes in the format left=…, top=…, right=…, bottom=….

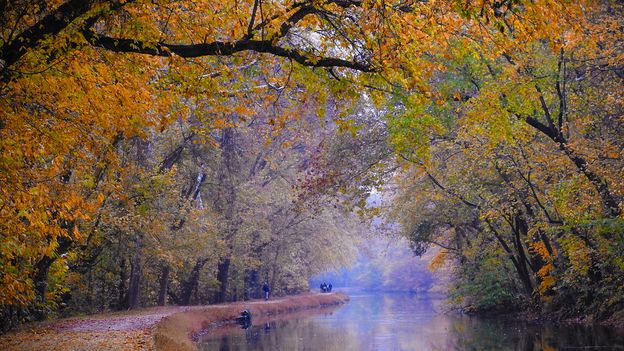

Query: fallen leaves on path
left=0, top=306, right=193, bottom=351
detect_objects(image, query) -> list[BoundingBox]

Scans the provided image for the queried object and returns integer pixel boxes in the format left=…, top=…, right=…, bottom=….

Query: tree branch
left=82, top=31, right=374, bottom=71
left=1, top=0, right=108, bottom=68
left=247, top=0, right=261, bottom=38
left=398, top=153, right=479, bottom=208
left=555, top=48, right=566, bottom=134
left=534, top=85, right=557, bottom=135
left=518, top=113, right=558, bottom=140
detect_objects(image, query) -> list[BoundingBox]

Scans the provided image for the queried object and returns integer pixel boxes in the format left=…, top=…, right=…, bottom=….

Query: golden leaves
left=428, top=249, right=449, bottom=271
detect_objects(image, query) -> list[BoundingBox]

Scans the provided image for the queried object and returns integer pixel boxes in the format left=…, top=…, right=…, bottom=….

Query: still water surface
left=198, top=293, right=624, bottom=351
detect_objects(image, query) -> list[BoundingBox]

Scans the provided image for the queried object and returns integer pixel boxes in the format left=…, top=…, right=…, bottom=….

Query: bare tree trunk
left=214, top=126, right=237, bottom=303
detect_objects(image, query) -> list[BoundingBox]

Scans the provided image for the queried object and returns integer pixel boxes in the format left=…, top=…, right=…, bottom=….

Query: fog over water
left=310, top=235, right=449, bottom=295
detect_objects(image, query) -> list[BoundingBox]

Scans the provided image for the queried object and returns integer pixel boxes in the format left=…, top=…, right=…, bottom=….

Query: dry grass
left=0, top=293, right=348, bottom=351
left=154, top=292, right=349, bottom=351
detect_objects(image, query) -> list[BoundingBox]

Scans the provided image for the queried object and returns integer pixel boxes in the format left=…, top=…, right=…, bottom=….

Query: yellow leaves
left=0, top=275, right=34, bottom=306
left=560, top=234, right=591, bottom=277
left=428, top=249, right=449, bottom=271
left=334, top=118, right=358, bottom=137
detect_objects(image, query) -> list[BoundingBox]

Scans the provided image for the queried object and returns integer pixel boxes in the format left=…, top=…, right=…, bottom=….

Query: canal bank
left=0, top=293, right=348, bottom=351
left=154, top=293, right=349, bottom=351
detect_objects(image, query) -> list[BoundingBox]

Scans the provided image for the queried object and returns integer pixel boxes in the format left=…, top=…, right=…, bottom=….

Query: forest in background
left=1, top=0, right=623, bottom=332
left=310, top=236, right=450, bottom=294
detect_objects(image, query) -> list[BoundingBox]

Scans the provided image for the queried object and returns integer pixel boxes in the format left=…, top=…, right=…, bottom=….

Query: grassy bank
left=0, top=293, right=348, bottom=351
left=154, top=292, right=349, bottom=351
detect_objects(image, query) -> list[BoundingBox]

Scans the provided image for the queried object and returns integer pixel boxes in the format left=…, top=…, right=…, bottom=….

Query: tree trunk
left=486, top=220, right=534, bottom=296
left=215, top=258, right=231, bottom=303
left=32, top=255, right=54, bottom=319
left=127, top=234, right=143, bottom=310
left=244, top=269, right=259, bottom=300
left=179, top=258, right=209, bottom=305
left=270, top=245, right=281, bottom=292
left=512, top=215, right=535, bottom=295
left=213, top=127, right=237, bottom=304
left=558, top=142, right=621, bottom=217
left=127, top=258, right=141, bottom=309
left=523, top=116, right=621, bottom=217
left=157, top=264, right=170, bottom=306
left=31, top=236, right=72, bottom=319
left=117, top=258, right=127, bottom=309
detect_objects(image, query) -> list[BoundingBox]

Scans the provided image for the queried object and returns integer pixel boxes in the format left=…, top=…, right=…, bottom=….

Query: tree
left=385, top=1, right=623, bottom=316
left=1, top=0, right=378, bottom=326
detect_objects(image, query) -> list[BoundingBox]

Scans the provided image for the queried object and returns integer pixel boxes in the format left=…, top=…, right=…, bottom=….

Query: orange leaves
left=529, top=240, right=555, bottom=261
left=537, top=265, right=556, bottom=297
left=232, top=105, right=254, bottom=117
left=530, top=241, right=557, bottom=298
left=428, top=249, right=449, bottom=271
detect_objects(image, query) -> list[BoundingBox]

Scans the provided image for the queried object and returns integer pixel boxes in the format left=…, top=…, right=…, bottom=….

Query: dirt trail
left=54, top=306, right=200, bottom=333
left=0, top=307, right=187, bottom=351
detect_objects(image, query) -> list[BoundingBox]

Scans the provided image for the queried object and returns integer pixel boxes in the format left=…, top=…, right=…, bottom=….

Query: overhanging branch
left=82, top=31, right=375, bottom=72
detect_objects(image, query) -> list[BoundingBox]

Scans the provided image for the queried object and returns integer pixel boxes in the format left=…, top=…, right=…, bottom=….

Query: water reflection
left=198, top=294, right=624, bottom=351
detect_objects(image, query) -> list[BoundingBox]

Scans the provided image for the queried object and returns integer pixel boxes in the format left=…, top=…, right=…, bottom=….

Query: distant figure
left=320, top=283, right=327, bottom=293
left=328, top=283, right=332, bottom=292
left=262, top=282, right=270, bottom=300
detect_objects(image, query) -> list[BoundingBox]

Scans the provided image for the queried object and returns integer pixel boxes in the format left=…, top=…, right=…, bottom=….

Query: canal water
left=198, top=293, right=624, bottom=351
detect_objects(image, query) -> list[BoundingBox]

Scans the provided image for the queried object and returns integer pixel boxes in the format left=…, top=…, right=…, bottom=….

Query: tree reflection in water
left=198, top=294, right=624, bottom=351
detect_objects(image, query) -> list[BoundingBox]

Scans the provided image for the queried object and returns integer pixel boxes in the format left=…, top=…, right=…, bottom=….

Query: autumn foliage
left=0, top=0, right=623, bottom=333
left=386, top=0, right=624, bottom=319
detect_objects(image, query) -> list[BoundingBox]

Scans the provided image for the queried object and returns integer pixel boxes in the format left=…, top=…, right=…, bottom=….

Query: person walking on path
left=262, top=282, right=271, bottom=300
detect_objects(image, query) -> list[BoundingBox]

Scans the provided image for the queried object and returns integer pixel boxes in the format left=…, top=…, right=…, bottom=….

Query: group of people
left=263, top=281, right=334, bottom=299
left=320, top=282, right=333, bottom=293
